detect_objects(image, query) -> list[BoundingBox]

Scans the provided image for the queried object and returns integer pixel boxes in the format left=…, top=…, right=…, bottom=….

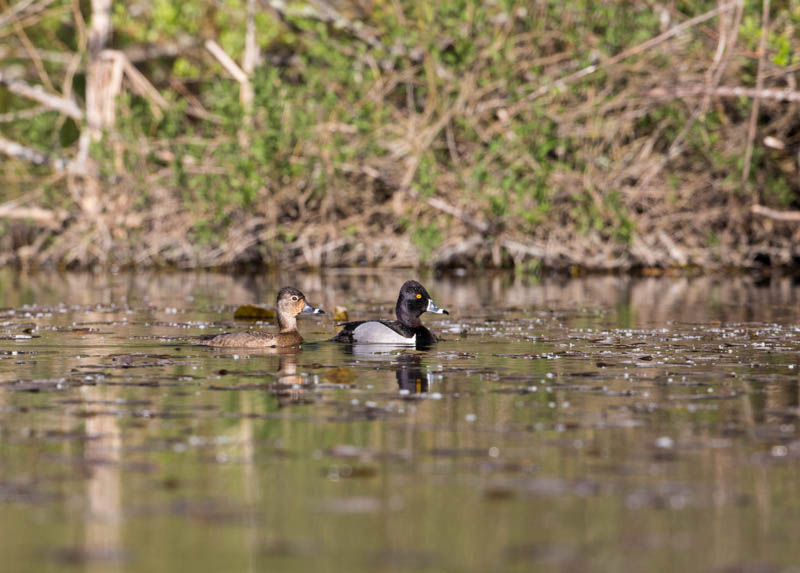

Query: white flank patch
left=352, top=323, right=416, bottom=345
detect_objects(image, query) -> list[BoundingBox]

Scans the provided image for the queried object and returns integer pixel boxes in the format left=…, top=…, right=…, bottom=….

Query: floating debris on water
left=0, top=271, right=800, bottom=571
left=233, top=304, right=276, bottom=320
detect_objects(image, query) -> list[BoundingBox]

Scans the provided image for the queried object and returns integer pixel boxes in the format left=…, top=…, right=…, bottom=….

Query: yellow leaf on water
left=233, top=305, right=276, bottom=320
left=333, top=306, right=349, bottom=321
left=324, top=367, right=356, bottom=384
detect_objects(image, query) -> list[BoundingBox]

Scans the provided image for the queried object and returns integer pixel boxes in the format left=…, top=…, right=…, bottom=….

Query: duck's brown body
left=195, top=329, right=302, bottom=348
left=193, top=287, right=323, bottom=349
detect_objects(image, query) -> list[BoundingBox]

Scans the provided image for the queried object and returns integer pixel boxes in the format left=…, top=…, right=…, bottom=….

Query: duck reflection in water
left=272, top=352, right=312, bottom=407
left=208, top=346, right=313, bottom=407
left=395, top=354, right=433, bottom=394
left=346, top=345, right=434, bottom=394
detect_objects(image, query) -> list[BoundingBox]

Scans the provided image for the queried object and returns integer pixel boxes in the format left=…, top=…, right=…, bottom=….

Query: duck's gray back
left=352, top=322, right=416, bottom=345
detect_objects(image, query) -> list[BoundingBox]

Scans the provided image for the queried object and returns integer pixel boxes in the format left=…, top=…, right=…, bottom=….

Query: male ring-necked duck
left=332, top=280, right=448, bottom=346
left=194, top=286, right=324, bottom=348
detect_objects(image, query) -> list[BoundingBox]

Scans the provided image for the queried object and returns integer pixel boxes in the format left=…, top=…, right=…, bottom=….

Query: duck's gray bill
left=426, top=299, right=449, bottom=315
left=302, top=303, right=325, bottom=314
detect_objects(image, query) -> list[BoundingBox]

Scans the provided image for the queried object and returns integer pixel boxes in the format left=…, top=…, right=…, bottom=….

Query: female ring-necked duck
left=194, top=286, right=324, bottom=348
left=332, top=280, right=448, bottom=346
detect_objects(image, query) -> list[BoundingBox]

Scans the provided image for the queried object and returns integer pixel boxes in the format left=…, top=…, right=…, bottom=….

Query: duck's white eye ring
left=292, top=296, right=299, bottom=301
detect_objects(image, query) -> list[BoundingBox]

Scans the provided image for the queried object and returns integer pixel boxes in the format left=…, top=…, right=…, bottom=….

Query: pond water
left=2, top=269, right=800, bottom=572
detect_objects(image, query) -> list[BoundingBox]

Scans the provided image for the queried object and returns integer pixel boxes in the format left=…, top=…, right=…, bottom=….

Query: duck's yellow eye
left=416, top=294, right=422, bottom=299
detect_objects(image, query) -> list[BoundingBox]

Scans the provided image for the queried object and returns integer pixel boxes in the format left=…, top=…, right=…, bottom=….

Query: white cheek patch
left=352, top=323, right=416, bottom=345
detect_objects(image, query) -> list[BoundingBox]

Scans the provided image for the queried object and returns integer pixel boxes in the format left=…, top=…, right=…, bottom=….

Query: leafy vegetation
left=0, top=0, right=799, bottom=269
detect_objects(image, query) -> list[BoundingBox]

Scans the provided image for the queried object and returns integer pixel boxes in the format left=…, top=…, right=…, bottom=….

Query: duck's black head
left=395, top=280, right=448, bottom=327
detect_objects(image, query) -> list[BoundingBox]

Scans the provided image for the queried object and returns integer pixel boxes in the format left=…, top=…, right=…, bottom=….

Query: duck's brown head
left=276, top=286, right=324, bottom=318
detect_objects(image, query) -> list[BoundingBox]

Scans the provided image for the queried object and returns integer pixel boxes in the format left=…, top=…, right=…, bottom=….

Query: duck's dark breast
left=411, top=326, right=438, bottom=347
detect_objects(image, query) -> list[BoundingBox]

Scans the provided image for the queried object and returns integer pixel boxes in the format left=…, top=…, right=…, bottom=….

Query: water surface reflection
left=0, top=270, right=799, bottom=572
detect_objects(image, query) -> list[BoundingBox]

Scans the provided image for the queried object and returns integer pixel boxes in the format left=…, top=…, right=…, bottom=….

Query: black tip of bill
left=302, top=303, right=325, bottom=314
left=426, top=299, right=449, bottom=315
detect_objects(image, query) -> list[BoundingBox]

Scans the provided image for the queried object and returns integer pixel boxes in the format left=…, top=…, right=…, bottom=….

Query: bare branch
left=752, top=204, right=800, bottom=222
left=0, top=0, right=58, bottom=31
left=86, top=0, right=113, bottom=134
left=0, top=71, right=83, bottom=119
left=268, top=0, right=383, bottom=49
left=0, top=134, right=86, bottom=174
left=240, top=0, right=257, bottom=140
left=407, top=187, right=489, bottom=234
left=242, top=0, right=259, bottom=77
left=0, top=105, right=46, bottom=122
left=742, top=0, right=770, bottom=197
left=647, top=85, right=800, bottom=103
left=205, top=39, right=248, bottom=84
left=0, top=46, right=76, bottom=63
left=501, top=239, right=547, bottom=258
left=117, top=51, right=168, bottom=116
left=635, top=0, right=745, bottom=192
left=124, top=37, right=199, bottom=63
left=0, top=0, right=54, bottom=91
left=520, top=2, right=738, bottom=105
left=0, top=202, right=62, bottom=226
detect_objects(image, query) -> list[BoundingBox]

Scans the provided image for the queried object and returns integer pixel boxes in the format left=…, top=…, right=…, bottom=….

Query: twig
left=434, top=235, right=485, bottom=267
left=63, top=0, right=86, bottom=103
left=630, top=236, right=660, bottom=267
left=647, top=85, right=800, bottom=103
left=407, top=187, right=489, bottom=234
left=242, top=0, right=258, bottom=79
left=0, top=105, right=46, bottom=122
left=0, top=203, right=61, bottom=226
left=501, top=239, right=547, bottom=258
left=240, top=0, right=257, bottom=142
left=205, top=38, right=253, bottom=141
left=0, top=135, right=86, bottom=174
left=117, top=51, right=168, bottom=117
left=123, top=37, right=198, bottom=63
left=204, top=40, right=248, bottom=84
left=511, top=2, right=737, bottom=109
left=167, top=77, right=222, bottom=123
left=307, top=237, right=348, bottom=266
left=0, top=0, right=54, bottom=91
left=742, top=0, right=770, bottom=198
left=444, top=120, right=461, bottom=166
left=0, top=0, right=57, bottom=31
left=670, top=0, right=743, bottom=155
left=85, top=0, right=112, bottom=135
left=0, top=46, right=75, bottom=63
left=636, top=0, right=744, bottom=191
left=399, top=75, right=474, bottom=188
left=0, top=71, right=83, bottom=119
left=268, top=0, right=383, bottom=49
left=751, top=204, right=800, bottom=222
left=657, top=231, right=688, bottom=265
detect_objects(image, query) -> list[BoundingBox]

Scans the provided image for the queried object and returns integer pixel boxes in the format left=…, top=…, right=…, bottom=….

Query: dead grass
left=1, top=1, right=799, bottom=271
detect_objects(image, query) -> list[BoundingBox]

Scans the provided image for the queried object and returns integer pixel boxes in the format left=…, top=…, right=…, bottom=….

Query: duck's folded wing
left=193, top=331, right=277, bottom=348
left=331, top=321, right=366, bottom=342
